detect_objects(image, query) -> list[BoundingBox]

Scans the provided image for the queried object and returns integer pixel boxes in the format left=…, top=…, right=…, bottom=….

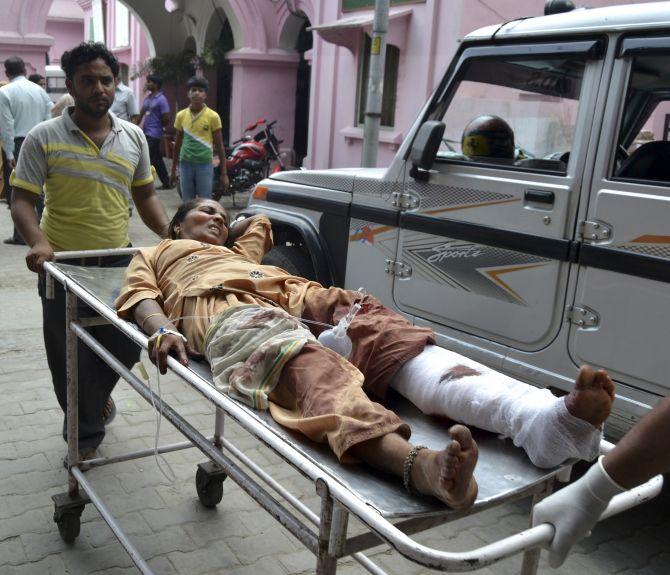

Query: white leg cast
left=389, top=345, right=601, bottom=468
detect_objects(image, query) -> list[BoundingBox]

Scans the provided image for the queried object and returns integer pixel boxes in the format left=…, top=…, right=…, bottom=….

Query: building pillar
left=227, top=50, right=300, bottom=154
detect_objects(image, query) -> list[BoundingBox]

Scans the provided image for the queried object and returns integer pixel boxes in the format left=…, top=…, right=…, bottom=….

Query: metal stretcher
left=44, top=251, right=663, bottom=575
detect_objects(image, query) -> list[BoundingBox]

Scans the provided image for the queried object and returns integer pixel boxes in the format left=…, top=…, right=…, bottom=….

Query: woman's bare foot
left=410, top=425, right=479, bottom=509
left=564, top=365, right=616, bottom=427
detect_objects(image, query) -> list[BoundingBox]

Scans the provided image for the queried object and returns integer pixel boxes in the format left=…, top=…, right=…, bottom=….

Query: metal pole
left=65, top=287, right=80, bottom=494
left=361, top=0, right=390, bottom=167
left=72, top=468, right=154, bottom=574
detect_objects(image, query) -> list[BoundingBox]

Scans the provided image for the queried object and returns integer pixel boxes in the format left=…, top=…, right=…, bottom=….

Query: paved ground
left=0, top=187, right=668, bottom=574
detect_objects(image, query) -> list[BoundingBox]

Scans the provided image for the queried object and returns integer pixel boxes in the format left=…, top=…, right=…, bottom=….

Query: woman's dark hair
left=147, top=74, right=163, bottom=88
left=169, top=199, right=204, bottom=239
left=60, top=42, right=120, bottom=81
left=186, top=75, right=209, bottom=92
left=168, top=198, right=229, bottom=239
left=28, top=73, right=44, bottom=84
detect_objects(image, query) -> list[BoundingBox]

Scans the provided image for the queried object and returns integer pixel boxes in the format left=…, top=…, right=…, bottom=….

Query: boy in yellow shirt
left=170, top=76, right=228, bottom=200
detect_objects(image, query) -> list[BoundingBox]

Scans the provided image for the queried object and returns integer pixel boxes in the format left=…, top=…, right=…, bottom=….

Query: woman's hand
left=148, top=331, right=204, bottom=374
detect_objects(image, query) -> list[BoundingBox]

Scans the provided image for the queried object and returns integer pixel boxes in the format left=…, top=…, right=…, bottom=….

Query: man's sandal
left=103, top=397, right=116, bottom=426
left=62, top=447, right=98, bottom=469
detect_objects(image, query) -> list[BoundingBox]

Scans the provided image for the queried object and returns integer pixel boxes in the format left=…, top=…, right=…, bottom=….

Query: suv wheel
left=262, top=245, right=316, bottom=280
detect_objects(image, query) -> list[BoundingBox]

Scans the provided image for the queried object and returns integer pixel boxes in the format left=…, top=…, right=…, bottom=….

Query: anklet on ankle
left=403, top=444, right=428, bottom=495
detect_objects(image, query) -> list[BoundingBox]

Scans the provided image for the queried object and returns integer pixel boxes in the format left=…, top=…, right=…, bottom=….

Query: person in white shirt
left=51, top=93, right=75, bottom=118
left=110, top=76, right=140, bottom=124
left=0, top=56, right=53, bottom=244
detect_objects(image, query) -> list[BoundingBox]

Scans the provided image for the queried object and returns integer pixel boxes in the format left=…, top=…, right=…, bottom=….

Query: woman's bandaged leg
left=389, top=345, right=601, bottom=468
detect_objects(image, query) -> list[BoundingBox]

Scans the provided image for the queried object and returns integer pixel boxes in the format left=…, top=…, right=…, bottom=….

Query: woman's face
left=175, top=200, right=229, bottom=245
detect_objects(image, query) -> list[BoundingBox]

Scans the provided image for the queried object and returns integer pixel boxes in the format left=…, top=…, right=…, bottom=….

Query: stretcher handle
left=392, top=473, right=664, bottom=571
left=53, top=247, right=141, bottom=260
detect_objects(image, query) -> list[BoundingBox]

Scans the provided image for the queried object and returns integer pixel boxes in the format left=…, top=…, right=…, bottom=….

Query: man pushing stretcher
left=116, top=199, right=615, bottom=510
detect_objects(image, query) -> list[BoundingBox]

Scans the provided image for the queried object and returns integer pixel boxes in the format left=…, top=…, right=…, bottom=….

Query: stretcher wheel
left=54, top=506, right=83, bottom=542
left=196, top=462, right=227, bottom=508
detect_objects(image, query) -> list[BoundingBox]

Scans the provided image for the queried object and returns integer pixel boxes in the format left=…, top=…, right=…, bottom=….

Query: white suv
left=245, top=2, right=670, bottom=439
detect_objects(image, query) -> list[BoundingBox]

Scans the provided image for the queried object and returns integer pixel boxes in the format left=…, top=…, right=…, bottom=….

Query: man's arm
left=11, top=187, right=54, bottom=273
left=603, top=395, right=670, bottom=487
left=532, top=395, right=670, bottom=567
left=170, top=130, right=183, bottom=188
left=127, top=91, right=140, bottom=125
left=131, top=182, right=170, bottom=238
left=212, top=128, right=229, bottom=199
left=42, top=90, right=54, bottom=121
left=0, top=91, right=16, bottom=163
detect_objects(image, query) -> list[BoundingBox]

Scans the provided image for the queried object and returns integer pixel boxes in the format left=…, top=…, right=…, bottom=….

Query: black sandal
left=102, top=397, right=116, bottom=426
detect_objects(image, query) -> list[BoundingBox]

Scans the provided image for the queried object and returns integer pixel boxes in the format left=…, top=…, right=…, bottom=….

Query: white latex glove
left=532, top=456, right=625, bottom=567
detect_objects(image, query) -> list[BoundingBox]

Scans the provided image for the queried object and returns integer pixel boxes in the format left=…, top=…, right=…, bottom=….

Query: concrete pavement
left=0, top=189, right=668, bottom=574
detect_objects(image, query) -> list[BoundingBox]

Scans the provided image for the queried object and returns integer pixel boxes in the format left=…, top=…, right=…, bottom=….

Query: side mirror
left=410, top=121, right=445, bottom=181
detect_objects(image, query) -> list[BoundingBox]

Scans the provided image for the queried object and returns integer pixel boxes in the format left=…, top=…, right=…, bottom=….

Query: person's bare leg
left=564, top=365, right=615, bottom=427
left=349, top=426, right=478, bottom=509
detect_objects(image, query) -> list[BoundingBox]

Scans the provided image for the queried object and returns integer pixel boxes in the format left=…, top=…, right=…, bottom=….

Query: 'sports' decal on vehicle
left=402, top=236, right=551, bottom=305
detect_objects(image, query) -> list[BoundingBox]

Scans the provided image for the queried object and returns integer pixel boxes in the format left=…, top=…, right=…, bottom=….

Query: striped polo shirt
left=11, top=107, right=154, bottom=251
left=174, top=106, right=222, bottom=164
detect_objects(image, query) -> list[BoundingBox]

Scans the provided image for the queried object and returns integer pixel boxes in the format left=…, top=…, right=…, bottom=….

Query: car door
left=392, top=40, right=606, bottom=351
left=569, top=36, right=670, bottom=397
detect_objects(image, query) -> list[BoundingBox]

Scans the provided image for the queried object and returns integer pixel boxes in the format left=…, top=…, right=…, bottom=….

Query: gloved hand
left=532, top=456, right=625, bottom=567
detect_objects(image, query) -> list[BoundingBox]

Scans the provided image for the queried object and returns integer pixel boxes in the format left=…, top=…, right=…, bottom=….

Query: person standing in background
left=141, top=74, right=171, bottom=189
left=170, top=76, right=229, bottom=200
left=28, top=74, right=46, bottom=89
left=0, top=79, right=7, bottom=203
left=0, top=57, right=52, bottom=244
left=51, top=92, right=75, bottom=118
left=111, top=75, right=140, bottom=124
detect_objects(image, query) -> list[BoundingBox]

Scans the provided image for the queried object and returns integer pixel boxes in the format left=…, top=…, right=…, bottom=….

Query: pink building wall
left=46, top=20, right=84, bottom=63
left=0, top=0, right=54, bottom=76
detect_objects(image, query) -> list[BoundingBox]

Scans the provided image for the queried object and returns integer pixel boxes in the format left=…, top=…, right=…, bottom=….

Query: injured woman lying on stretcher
left=115, top=199, right=616, bottom=511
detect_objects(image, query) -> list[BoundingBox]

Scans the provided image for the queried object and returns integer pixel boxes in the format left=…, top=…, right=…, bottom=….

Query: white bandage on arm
left=389, top=345, right=602, bottom=468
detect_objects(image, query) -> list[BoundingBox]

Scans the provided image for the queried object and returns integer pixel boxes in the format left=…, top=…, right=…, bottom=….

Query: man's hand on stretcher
left=133, top=299, right=203, bottom=374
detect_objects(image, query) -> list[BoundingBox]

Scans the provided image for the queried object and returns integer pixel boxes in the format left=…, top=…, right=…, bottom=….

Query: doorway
left=293, top=19, right=313, bottom=167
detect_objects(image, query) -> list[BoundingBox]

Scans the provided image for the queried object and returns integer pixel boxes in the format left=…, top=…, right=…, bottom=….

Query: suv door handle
left=524, top=189, right=555, bottom=205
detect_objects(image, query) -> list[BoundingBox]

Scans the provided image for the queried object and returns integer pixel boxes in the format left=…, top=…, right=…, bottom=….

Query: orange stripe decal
left=349, top=225, right=393, bottom=242
left=484, top=263, right=549, bottom=304
left=349, top=198, right=520, bottom=242
left=630, top=235, right=670, bottom=244
left=426, top=198, right=519, bottom=216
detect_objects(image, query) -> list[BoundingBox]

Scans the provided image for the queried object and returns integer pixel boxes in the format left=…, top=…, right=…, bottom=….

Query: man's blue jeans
left=179, top=161, right=213, bottom=200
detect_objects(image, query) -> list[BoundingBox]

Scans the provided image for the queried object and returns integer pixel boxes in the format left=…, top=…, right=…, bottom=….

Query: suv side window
left=612, top=52, right=670, bottom=186
left=429, top=54, right=588, bottom=174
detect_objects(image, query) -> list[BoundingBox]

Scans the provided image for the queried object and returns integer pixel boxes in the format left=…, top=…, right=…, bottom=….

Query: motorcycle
left=216, top=119, right=286, bottom=205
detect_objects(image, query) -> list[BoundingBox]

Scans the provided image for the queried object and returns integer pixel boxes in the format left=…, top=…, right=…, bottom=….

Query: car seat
left=616, top=140, right=670, bottom=182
